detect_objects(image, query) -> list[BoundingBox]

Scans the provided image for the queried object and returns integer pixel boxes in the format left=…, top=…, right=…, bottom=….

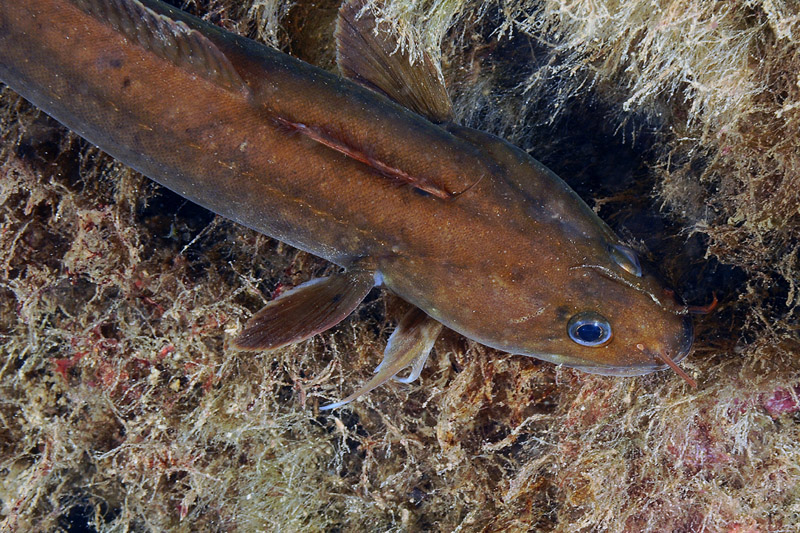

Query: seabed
left=1, top=0, right=799, bottom=531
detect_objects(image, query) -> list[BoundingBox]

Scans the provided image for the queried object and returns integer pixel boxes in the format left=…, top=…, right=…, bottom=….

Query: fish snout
left=635, top=314, right=695, bottom=386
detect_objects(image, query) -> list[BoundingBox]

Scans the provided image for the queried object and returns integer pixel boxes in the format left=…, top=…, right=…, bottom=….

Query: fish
left=0, top=0, right=695, bottom=409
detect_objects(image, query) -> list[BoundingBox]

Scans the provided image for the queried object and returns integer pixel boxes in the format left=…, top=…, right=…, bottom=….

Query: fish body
left=0, top=0, right=694, bottom=407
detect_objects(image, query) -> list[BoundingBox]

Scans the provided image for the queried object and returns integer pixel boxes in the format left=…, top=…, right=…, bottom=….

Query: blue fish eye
left=568, top=311, right=612, bottom=347
left=609, top=244, right=642, bottom=277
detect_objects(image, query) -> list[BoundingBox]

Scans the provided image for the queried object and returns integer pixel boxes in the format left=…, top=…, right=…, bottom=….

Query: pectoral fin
left=233, top=270, right=376, bottom=351
left=320, top=307, right=442, bottom=410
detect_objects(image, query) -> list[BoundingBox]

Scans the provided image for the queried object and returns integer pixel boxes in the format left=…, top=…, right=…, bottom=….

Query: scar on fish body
left=0, top=0, right=697, bottom=410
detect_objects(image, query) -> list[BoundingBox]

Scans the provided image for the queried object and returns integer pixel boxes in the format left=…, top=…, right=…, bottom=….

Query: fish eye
left=567, top=311, right=612, bottom=347
left=609, top=244, right=642, bottom=277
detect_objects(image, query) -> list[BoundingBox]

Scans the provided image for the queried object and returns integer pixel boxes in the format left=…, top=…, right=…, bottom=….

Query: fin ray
left=73, top=0, right=248, bottom=94
left=234, top=270, right=375, bottom=351
left=336, top=0, right=453, bottom=123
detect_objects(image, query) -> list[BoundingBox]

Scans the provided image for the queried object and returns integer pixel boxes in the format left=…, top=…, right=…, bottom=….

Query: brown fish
left=0, top=0, right=694, bottom=409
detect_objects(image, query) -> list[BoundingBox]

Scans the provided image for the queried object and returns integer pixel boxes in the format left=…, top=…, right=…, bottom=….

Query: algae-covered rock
left=1, top=0, right=798, bottom=531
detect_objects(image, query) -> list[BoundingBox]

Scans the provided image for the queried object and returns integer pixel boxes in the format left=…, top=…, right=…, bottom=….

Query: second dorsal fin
left=336, top=0, right=454, bottom=123
left=73, top=0, right=248, bottom=94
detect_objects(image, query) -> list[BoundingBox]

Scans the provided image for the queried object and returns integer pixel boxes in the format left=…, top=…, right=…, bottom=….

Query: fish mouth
left=572, top=314, right=695, bottom=380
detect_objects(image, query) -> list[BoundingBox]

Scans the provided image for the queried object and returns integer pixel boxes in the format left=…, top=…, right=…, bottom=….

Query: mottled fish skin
left=0, top=0, right=693, bottom=392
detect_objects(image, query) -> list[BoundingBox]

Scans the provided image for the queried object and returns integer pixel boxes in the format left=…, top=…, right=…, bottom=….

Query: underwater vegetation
left=1, top=0, right=799, bottom=531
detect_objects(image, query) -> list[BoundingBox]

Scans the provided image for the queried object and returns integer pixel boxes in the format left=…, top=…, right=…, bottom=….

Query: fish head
left=475, top=182, right=696, bottom=379
left=531, top=240, right=695, bottom=378
left=434, top=126, right=695, bottom=381
left=448, top=234, right=694, bottom=380
left=391, top=227, right=695, bottom=382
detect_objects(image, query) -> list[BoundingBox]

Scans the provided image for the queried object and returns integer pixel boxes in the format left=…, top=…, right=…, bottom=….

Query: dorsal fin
left=72, top=0, right=248, bottom=94
left=336, top=0, right=454, bottom=123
